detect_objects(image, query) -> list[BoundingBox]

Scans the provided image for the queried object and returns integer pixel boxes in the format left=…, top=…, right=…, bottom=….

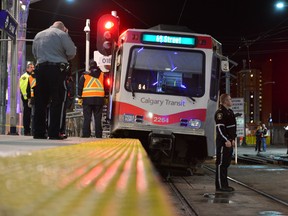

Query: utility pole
left=225, top=71, right=231, bottom=94
left=221, top=56, right=238, bottom=94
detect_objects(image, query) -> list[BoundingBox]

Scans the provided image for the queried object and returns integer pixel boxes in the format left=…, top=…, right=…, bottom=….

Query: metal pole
left=0, top=34, right=8, bottom=135
left=243, top=73, right=247, bottom=145
left=0, top=1, right=8, bottom=134
left=225, top=71, right=230, bottom=94
left=9, top=0, right=19, bottom=135
left=84, top=19, right=90, bottom=72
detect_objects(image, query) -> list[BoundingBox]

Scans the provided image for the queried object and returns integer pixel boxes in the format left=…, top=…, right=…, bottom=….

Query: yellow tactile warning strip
left=0, top=138, right=176, bottom=216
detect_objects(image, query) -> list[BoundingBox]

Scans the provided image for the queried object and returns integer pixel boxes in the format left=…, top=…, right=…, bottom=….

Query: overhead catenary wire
left=177, top=0, right=188, bottom=25
left=111, top=0, right=150, bottom=27
left=229, top=15, right=288, bottom=58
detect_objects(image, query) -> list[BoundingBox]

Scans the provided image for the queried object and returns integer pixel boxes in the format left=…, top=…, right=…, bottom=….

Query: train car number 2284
left=153, top=116, right=169, bottom=123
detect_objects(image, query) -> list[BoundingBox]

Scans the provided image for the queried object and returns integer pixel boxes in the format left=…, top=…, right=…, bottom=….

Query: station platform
left=0, top=135, right=176, bottom=216
left=236, top=144, right=288, bottom=158
left=1, top=135, right=287, bottom=215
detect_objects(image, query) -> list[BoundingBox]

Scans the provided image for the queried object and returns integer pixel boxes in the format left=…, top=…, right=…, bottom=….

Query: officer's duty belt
left=38, top=62, right=65, bottom=66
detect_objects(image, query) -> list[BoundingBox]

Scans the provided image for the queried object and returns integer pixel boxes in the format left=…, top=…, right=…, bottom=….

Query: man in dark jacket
left=32, top=21, right=76, bottom=140
left=78, top=61, right=104, bottom=138
left=214, top=93, right=237, bottom=192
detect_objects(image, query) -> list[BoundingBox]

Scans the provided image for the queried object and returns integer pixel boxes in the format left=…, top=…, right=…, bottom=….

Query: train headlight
left=123, top=114, right=135, bottom=122
left=189, top=119, right=201, bottom=129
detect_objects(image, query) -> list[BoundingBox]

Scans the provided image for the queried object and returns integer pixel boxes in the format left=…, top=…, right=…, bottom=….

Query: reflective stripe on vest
left=82, top=73, right=104, bottom=97
left=29, top=76, right=36, bottom=98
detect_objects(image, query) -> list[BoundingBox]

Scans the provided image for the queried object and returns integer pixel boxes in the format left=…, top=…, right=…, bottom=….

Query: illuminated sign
left=0, top=10, right=18, bottom=39
left=142, top=33, right=196, bottom=46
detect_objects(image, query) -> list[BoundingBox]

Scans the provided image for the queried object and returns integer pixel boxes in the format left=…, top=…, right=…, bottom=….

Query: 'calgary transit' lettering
left=140, top=97, right=186, bottom=107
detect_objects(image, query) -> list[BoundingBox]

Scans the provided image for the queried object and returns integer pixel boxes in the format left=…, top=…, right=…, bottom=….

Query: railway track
left=165, top=176, right=199, bottom=216
left=203, top=165, right=288, bottom=208
left=160, top=158, right=288, bottom=215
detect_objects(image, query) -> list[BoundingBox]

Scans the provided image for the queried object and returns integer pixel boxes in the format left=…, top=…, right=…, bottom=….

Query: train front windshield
left=125, top=46, right=205, bottom=97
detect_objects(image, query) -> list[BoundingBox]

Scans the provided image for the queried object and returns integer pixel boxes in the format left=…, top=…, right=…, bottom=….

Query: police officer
left=214, top=93, right=237, bottom=192
left=19, top=62, right=34, bottom=135
left=78, top=60, right=104, bottom=138
left=32, top=21, right=76, bottom=139
left=27, top=70, right=36, bottom=135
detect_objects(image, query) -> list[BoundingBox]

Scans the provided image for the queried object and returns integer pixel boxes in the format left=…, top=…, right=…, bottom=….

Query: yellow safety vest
left=29, top=75, right=36, bottom=98
left=82, top=73, right=104, bottom=97
left=19, top=72, right=30, bottom=100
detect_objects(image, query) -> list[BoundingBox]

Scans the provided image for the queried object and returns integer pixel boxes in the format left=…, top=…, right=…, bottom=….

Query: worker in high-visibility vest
left=19, top=62, right=35, bottom=135
left=78, top=60, right=104, bottom=138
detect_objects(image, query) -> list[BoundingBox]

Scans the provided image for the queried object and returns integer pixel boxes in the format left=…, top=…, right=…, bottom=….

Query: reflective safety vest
left=19, top=72, right=30, bottom=100
left=29, top=75, right=36, bottom=98
left=82, top=72, right=104, bottom=97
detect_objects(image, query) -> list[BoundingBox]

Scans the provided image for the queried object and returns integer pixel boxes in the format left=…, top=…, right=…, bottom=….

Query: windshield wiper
left=185, top=95, right=195, bottom=103
left=161, top=84, right=196, bottom=103
left=131, top=85, right=135, bottom=98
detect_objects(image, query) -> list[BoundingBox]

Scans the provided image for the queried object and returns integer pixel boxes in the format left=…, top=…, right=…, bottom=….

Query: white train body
left=108, top=27, right=223, bottom=168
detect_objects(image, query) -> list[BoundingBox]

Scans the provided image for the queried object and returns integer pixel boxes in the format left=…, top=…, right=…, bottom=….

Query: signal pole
left=84, top=19, right=90, bottom=72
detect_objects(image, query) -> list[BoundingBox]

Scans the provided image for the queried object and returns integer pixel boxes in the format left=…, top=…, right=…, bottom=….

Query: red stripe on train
left=114, top=101, right=206, bottom=125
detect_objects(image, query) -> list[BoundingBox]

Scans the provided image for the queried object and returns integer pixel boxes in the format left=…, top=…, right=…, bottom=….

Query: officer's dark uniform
left=27, top=71, right=36, bottom=135
left=214, top=104, right=237, bottom=191
left=78, top=61, right=104, bottom=138
left=284, top=130, right=288, bottom=154
left=32, top=21, right=76, bottom=139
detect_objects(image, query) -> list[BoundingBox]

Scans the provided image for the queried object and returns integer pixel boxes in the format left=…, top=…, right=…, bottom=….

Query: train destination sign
left=142, top=33, right=196, bottom=46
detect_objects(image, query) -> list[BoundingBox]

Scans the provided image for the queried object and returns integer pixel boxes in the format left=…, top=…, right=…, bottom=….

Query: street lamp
left=275, top=1, right=286, bottom=9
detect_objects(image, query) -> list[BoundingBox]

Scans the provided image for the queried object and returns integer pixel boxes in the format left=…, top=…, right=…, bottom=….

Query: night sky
left=26, top=0, right=288, bottom=123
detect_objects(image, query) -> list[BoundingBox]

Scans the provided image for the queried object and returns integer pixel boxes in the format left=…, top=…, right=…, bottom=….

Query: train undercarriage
left=110, top=129, right=209, bottom=172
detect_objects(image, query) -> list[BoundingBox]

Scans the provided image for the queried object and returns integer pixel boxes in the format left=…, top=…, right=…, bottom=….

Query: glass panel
left=210, top=55, right=220, bottom=101
left=125, top=47, right=205, bottom=97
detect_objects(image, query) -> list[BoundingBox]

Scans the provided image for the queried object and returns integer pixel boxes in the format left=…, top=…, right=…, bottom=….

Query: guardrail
left=65, top=104, right=110, bottom=138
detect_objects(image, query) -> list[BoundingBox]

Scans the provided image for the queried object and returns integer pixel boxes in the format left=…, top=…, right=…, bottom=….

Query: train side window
left=210, top=55, right=220, bottom=101
left=115, top=48, right=123, bottom=93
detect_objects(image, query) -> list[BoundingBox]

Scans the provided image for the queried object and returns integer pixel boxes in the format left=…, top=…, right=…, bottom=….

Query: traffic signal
left=97, top=14, right=119, bottom=56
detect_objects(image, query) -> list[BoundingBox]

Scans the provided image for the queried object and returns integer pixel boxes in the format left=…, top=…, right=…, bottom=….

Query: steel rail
left=203, top=165, right=288, bottom=208
left=166, top=177, right=199, bottom=216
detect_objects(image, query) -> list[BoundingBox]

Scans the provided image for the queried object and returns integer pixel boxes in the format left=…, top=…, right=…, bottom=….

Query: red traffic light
left=105, top=77, right=111, bottom=87
left=97, top=14, right=119, bottom=56
left=104, top=21, right=114, bottom=29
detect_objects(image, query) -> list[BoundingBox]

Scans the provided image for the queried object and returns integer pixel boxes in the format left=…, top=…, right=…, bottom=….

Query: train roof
left=120, top=26, right=221, bottom=46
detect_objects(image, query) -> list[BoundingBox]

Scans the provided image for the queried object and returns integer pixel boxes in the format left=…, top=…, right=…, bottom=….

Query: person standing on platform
left=32, top=21, right=76, bottom=140
left=261, top=123, right=268, bottom=152
left=60, top=74, right=75, bottom=139
left=214, top=93, right=237, bottom=192
left=19, top=62, right=35, bottom=136
left=255, top=125, right=263, bottom=153
left=27, top=70, right=36, bottom=135
left=78, top=60, right=104, bottom=138
left=284, top=126, right=288, bottom=154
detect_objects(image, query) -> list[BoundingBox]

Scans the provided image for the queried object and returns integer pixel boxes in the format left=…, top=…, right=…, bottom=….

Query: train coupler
left=148, top=130, right=175, bottom=152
